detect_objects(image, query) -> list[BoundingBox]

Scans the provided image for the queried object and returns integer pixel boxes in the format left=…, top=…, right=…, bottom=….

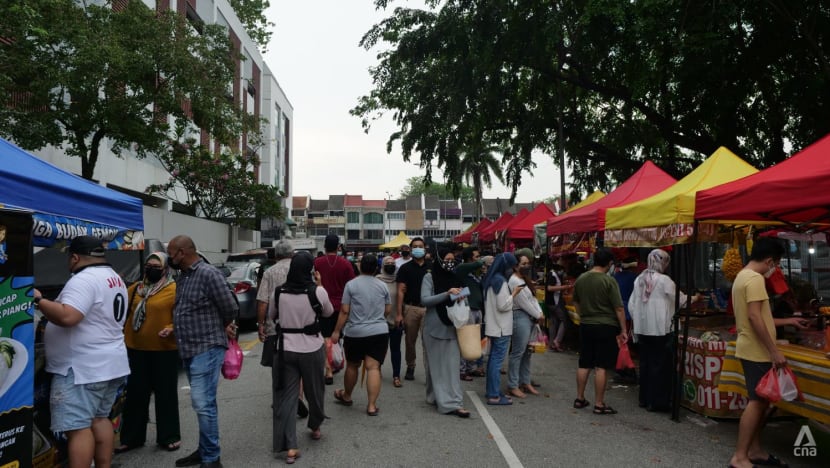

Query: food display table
left=719, top=342, right=830, bottom=424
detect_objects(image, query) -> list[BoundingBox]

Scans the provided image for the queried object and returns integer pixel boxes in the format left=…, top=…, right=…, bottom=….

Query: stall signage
left=31, top=214, right=144, bottom=250
left=681, top=336, right=748, bottom=418
left=0, top=211, right=34, bottom=468
left=605, top=222, right=719, bottom=247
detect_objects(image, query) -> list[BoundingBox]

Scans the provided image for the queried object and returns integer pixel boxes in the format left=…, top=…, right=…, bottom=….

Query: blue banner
left=31, top=214, right=144, bottom=250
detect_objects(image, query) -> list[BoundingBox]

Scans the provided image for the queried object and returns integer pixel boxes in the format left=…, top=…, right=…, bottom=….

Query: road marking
left=466, top=391, right=524, bottom=468
left=239, top=338, right=259, bottom=351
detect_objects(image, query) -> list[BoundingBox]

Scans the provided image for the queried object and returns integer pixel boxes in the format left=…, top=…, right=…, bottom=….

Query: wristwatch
left=34, top=296, right=42, bottom=306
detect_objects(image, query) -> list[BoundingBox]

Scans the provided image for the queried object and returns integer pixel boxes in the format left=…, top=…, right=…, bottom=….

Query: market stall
left=695, top=133, right=830, bottom=424
left=0, top=137, right=144, bottom=467
left=504, top=203, right=556, bottom=246
left=600, top=148, right=759, bottom=420
left=379, top=231, right=412, bottom=250
left=476, top=211, right=515, bottom=245
left=453, top=218, right=491, bottom=244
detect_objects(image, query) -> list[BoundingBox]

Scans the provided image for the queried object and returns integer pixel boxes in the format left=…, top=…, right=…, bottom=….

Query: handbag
left=222, top=338, right=243, bottom=380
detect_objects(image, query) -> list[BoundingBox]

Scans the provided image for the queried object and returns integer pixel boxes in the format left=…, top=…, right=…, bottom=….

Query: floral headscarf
left=639, top=249, right=670, bottom=303
left=133, top=252, right=174, bottom=331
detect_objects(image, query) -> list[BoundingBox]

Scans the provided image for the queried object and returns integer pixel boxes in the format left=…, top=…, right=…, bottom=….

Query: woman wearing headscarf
left=629, top=249, right=699, bottom=412
left=272, top=251, right=334, bottom=463
left=420, top=249, right=471, bottom=417
left=376, top=255, right=403, bottom=387
left=507, top=252, right=545, bottom=399
left=482, top=253, right=523, bottom=405
left=116, top=252, right=180, bottom=453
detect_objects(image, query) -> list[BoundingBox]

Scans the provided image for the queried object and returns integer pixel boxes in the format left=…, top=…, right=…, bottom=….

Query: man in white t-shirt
left=34, top=236, right=129, bottom=468
left=394, top=243, right=412, bottom=270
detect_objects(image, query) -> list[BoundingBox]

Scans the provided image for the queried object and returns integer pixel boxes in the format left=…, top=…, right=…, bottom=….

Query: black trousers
left=120, top=348, right=181, bottom=446
left=638, top=334, right=673, bottom=410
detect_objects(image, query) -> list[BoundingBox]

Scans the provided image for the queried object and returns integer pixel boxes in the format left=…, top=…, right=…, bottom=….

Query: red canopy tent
left=492, top=208, right=530, bottom=243
left=453, top=218, right=492, bottom=243
left=546, top=161, right=677, bottom=236
left=506, top=203, right=556, bottom=240
left=477, top=211, right=516, bottom=243
left=695, top=134, right=830, bottom=228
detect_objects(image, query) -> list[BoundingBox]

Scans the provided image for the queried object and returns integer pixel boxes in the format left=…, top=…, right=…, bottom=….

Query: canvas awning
left=453, top=218, right=492, bottom=244
left=0, top=137, right=144, bottom=249
left=379, top=231, right=412, bottom=250
left=563, top=190, right=606, bottom=214
left=547, top=161, right=676, bottom=237
left=695, top=133, right=830, bottom=229
left=477, top=212, right=515, bottom=243
left=506, top=203, right=556, bottom=240
left=603, top=148, right=757, bottom=246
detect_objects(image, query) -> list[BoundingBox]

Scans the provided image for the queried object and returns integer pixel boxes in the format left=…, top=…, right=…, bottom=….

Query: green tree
left=452, top=145, right=505, bottom=221
left=228, top=0, right=273, bottom=51
left=147, top=136, right=283, bottom=229
left=400, top=176, right=475, bottom=201
left=354, top=0, right=830, bottom=196
left=0, top=0, right=249, bottom=180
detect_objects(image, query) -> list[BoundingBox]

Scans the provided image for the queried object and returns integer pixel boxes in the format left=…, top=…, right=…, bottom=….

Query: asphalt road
left=112, top=330, right=827, bottom=467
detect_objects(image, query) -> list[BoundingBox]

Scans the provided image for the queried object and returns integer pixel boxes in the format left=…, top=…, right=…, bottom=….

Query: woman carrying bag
left=507, top=253, right=545, bottom=399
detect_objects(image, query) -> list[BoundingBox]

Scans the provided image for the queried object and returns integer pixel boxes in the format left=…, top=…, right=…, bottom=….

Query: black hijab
left=431, top=249, right=463, bottom=326
left=282, top=251, right=316, bottom=294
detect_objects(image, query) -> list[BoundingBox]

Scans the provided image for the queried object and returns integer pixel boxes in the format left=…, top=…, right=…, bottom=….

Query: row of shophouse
left=290, top=194, right=552, bottom=251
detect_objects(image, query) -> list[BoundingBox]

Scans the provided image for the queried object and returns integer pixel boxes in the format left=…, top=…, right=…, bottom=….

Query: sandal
left=114, top=445, right=139, bottom=454
left=393, top=377, right=402, bottom=387
left=160, top=441, right=181, bottom=452
left=460, top=373, right=474, bottom=381
left=508, top=387, right=526, bottom=399
left=447, top=409, right=471, bottom=418
left=366, top=407, right=380, bottom=416
left=593, top=405, right=618, bottom=415
left=750, top=454, right=788, bottom=467
left=521, top=384, right=540, bottom=396
left=286, top=450, right=301, bottom=464
left=573, top=398, right=590, bottom=409
left=487, top=395, right=513, bottom=406
left=310, top=428, right=321, bottom=440
left=334, top=389, right=353, bottom=406
left=470, top=369, right=486, bottom=377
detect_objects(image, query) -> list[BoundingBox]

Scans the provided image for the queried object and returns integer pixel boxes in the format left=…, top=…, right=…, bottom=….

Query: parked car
left=225, top=261, right=263, bottom=326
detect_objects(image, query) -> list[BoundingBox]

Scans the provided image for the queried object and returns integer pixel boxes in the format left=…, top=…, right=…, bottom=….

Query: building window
left=425, top=211, right=438, bottom=221
left=387, top=212, right=405, bottom=220
left=347, top=212, right=360, bottom=223
left=347, top=229, right=360, bottom=240
left=364, top=212, right=383, bottom=224
left=329, top=210, right=344, bottom=217
left=364, top=230, right=383, bottom=240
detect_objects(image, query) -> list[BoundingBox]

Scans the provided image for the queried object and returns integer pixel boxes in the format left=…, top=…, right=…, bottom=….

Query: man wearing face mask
left=728, top=238, right=808, bottom=468
left=394, top=243, right=412, bottom=269
left=395, top=237, right=430, bottom=381
left=33, top=236, right=129, bottom=468
left=166, top=236, right=238, bottom=468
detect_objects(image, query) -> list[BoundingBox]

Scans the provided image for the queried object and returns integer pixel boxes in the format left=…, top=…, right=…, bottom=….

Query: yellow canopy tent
left=379, top=231, right=412, bottom=250
left=603, top=147, right=758, bottom=246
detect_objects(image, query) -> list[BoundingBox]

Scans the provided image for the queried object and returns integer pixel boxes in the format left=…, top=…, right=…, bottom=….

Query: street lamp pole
left=385, top=191, right=392, bottom=243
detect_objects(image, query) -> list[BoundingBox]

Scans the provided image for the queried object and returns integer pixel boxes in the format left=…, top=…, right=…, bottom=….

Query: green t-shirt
left=572, top=271, right=623, bottom=328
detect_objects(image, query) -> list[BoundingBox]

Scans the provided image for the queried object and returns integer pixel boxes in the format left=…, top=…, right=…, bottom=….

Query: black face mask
left=383, top=265, right=396, bottom=274
left=145, top=268, right=164, bottom=283
left=401, top=251, right=411, bottom=257
left=519, top=266, right=532, bottom=276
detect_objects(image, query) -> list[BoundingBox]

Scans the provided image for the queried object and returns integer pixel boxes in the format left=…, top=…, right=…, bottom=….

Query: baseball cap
left=324, top=234, right=340, bottom=251
left=67, top=236, right=107, bottom=257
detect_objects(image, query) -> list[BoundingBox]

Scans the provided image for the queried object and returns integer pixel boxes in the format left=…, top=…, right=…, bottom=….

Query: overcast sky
left=263, top=1, right=564, bottom=202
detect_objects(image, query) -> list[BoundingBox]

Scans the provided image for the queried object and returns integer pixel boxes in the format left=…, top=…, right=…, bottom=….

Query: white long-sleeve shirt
left=628, top=271, right=687, bottom=336
left=484, top=282, right=514, bottom=337
left=509, top=275, right=542, bottom=319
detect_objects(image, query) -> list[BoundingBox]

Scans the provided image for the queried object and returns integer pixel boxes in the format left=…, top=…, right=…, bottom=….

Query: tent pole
left=673, top=222, right=700, bottom=422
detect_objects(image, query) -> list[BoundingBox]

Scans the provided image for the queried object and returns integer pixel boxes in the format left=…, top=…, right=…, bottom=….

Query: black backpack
left=271, top=285, right=324, bottom=388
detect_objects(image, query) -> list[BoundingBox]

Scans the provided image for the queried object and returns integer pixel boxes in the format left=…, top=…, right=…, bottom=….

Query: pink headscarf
left=640, top=249, right=670, bottom=303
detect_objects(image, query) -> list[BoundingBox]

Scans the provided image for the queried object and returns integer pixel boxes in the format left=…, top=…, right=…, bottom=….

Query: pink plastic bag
left=222, top=339, right=243, bottom=380
left=616, top=342, right=635, bottom=371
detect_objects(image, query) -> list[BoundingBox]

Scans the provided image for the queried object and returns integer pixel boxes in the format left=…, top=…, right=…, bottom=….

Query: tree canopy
left=0, top=0, right=251, bottom=180
left=228, top=0, right=274, bottom=51
left=400, top=176, right=475, bottom=201
left=353, top=0, right=830, bottom=200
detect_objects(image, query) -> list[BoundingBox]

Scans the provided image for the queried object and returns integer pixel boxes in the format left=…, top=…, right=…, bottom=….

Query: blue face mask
left=412, top=247, right=426, bottom=259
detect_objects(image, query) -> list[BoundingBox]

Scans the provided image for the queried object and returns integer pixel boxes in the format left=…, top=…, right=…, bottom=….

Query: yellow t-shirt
left=732, top=269, right=775, bottom=362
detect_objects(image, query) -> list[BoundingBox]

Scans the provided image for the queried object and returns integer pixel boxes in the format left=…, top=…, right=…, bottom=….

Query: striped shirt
left=173, top=259, right=239, bottom=359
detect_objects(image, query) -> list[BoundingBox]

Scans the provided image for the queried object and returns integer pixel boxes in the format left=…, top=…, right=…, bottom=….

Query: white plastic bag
left=777, top=367, right=800, bottom=402
left=447, top=300, right=471, bottom=329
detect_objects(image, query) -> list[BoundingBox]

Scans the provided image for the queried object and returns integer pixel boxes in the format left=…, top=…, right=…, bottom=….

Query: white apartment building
left=30, top=0, right=293, bottom=242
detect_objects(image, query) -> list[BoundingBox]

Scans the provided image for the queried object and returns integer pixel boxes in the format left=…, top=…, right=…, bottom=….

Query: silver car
left=225, top=261, right=262, bottom=325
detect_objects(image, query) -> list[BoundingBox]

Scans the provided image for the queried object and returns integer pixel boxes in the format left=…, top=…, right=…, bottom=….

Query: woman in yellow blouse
left=116, top=252, right=181, bottom=453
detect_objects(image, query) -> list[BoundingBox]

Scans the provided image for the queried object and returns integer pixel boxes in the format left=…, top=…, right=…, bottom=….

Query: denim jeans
left=183, top=346, right=225, bottom=463
left=485, top=336, right=511, bottom=399
left=388, top=325, right=403, bottom=378
left=508, top=311, right=533, bottom=389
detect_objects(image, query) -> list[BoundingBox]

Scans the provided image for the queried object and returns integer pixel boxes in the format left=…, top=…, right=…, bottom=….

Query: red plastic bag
left=764, top=268, right=789, bottom=295
left=755, top=367, right=781, bottom=402
left=222, top=339, right=243, bottom=380
left=326, top=339, right=345, bottom=372
left=616, top=342, right=635, bottom=371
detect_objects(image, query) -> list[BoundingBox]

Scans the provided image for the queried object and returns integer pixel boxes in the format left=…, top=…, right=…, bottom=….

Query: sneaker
left=175, top=450, right=202, bottom=467
left=404, top=367, right=415, bottom=381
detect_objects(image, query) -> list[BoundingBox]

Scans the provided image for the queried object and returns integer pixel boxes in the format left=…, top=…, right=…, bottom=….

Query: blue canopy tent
left=0, top=137, right=144, bottom=248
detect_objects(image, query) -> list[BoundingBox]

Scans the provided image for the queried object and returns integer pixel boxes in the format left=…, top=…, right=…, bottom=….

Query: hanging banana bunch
left=722, top=231, right=743, bottom=282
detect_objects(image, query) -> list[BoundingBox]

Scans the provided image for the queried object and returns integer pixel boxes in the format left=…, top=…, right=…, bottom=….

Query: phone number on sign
left=685, top=380, right=748, bottom=411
